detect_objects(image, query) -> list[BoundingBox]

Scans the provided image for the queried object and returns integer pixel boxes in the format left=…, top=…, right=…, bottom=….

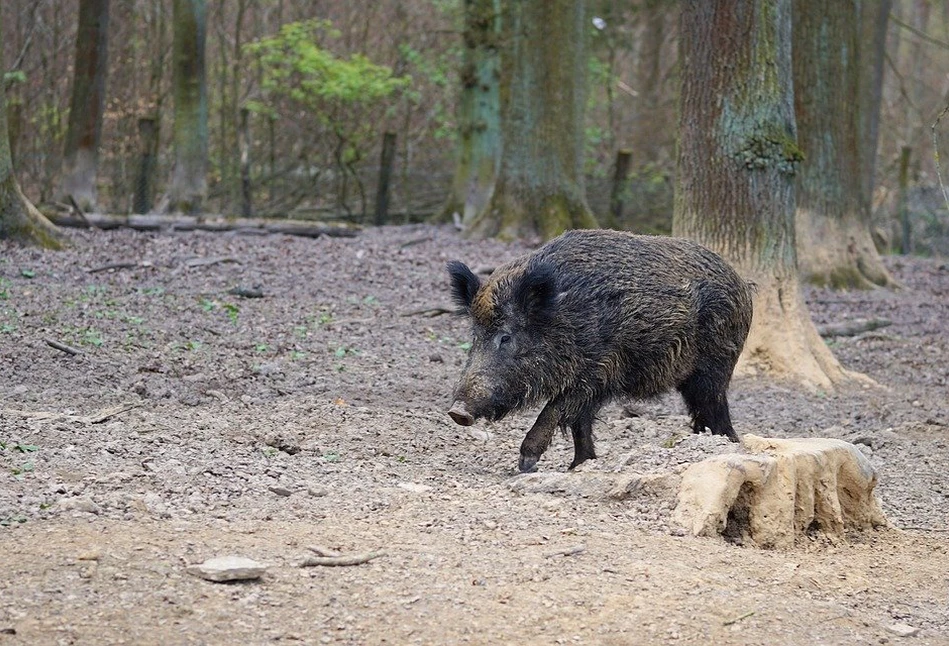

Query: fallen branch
left=543, top=544, right=586, bottom=558
left=723, top=611, right=756, bottom=626
left=817, top=318, right=891, bottom=338
left=306, top=545, right=342, bottom=558
left=298, top=550, right=385, bottom=567
left=44, top=338, right=81, bottom=356
left=399, top=235, right=433, bottom=249
left=87, top=261, right=145, bottom=274
left=185, top=256, right=241, bottom=269
left=67, top=195, right=91, bottom=228
left=88, top=402, right=142, bottom=424
left=44, top=212, right=360, bottom=239
left=400, top=306, right=455, bottom=318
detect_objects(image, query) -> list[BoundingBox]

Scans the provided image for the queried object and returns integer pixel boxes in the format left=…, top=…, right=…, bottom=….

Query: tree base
left=0, top=177, right=65, bottom=249
left=796, top=209, right=897, bottom=289
left=464, top=183, right=597, bottom=241
left=735, top=275, right=869, bottom=391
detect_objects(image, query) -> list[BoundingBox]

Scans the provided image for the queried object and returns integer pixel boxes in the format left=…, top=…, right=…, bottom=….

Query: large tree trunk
left=465, top=0, right=597, bottom=241
left=166, top=0, right=209, bottom=215
left=675, top=0, right=851, bottom=390
left=0, top=21, right=64, bottom=248
left=58, top=0, right=110, bottom=212
left=441, top=0, right=502, bottom=227
left=792, top=0, right=895, bottom=288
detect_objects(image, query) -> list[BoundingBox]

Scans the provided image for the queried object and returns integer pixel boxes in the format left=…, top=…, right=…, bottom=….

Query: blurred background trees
left=1, top=0, right=947, bottom=255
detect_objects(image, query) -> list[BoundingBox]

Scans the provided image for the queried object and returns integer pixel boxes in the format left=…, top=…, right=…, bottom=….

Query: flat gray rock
left=186, top=556, right=267, bottom=582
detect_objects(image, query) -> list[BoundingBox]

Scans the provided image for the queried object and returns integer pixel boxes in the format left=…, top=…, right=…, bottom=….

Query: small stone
left=307, top=485, right=329, bottom=498
left=269, top=486, right=294, bottom=497
left=467, top=428, right=493, bottom=441
left=187, top=556, right=267, bottom=582
left=885, top=623, right=919, bottom=638
left=57, top=496, right=101, bottom=515
left=77, top=550, right=101, bottom=561
left=483, top=519, right=498, bottom=530
left=429, top=354, right=443, bottom=363
left=397, top=482, right=432, bottom=494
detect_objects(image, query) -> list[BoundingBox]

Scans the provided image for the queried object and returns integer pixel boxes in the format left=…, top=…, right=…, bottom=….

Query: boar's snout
left=448, top=400, right=475, bottom=426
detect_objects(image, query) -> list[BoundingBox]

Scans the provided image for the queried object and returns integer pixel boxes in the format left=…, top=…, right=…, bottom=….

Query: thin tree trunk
left=466, top=0, right=597, bottom=240
left=375, top=132, right=397, bottom=226
left=608, top=149, right=632, bottom=227
left=133, top=117, right=157, bottom=214
left=857, top=0, right=892, bottom=224
left=59, top=0, right=110, bottom=212
left=793, top=0, right=895, bottom=288
left=633, top=0, right=666, bottom=169
left=166, top=0, right=209, bottom=215
left=239, top=107, right=252, bottom=217
left=676, top=0, right=851, bottom=390
left=441, top=0, right=502, bottom=226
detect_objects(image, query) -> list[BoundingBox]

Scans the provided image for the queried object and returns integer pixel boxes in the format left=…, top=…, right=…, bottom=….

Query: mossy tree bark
left=675, top=0, right=852, bottom=390
left=0, top=25, right=64, bottom=248
left=792, top=0, right=895, bottom=288
left=166, top=0, right=209, bottom=215
left=465, top=0, right=597, bottom=241
left=58, top=0, right=110, bottom=212
left=441, top=0, right=502, bottom=227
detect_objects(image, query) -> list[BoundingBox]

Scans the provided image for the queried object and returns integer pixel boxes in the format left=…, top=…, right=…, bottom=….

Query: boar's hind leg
left=677, top=371, right=740, bottom=443
left=519, top=400, right=561, bottom=473
left=568, top=411, right=597, bottom=470
left=570, top=405, right=599, bottom=469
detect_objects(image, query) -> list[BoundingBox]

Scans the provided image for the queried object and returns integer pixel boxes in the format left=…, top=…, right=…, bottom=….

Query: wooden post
left=133, top=117, right=157, bottom=214
left=374, top=132, right=397, bottom=226
left=239, top=107, right=252, bottom=217
left=609, top=149, right=632, bottom=226
left=898, top=145, right=911, bottom=255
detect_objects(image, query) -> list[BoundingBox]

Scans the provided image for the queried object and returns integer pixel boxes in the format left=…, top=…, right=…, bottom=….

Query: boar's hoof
left=518, top=454, right=540, bottom=473
left=448, top=401, right=475, bottom=426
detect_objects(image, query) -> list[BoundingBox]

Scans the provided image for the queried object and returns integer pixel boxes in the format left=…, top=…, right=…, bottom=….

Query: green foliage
left=245, top=20, right=409, bottom=118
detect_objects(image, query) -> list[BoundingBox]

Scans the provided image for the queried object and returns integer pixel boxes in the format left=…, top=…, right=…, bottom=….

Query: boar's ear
left=514, top=263, right=558, bottom=325
left=447, top=261, right=480, bottom=312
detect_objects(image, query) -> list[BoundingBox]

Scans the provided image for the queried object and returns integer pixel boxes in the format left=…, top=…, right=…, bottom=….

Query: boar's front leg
left=518, top=400, right=562, bottom=473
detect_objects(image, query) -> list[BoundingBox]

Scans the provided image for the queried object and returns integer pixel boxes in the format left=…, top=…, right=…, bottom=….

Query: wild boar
left=446, top=229, right=753, bottom=472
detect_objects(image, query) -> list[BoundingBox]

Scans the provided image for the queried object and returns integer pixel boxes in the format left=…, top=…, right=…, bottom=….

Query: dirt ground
left=0, top=224, right=948, bottom=645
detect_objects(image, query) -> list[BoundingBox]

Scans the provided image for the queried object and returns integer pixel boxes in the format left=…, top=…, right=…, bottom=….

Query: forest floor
left=0, top=224, right=948, bottom=645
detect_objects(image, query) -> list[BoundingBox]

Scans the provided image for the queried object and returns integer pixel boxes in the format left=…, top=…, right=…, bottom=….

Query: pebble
left=56, top=496, right=101, bottom=515
left=186, top=556, right=267, bottom=582
left=397, top=482, right=432, bottom=494
left=269, top=486, right=294, bottom=497
left=885, top=623, right=919, bottom=638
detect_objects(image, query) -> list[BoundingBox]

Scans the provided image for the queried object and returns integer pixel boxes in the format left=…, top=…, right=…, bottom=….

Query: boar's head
left=445, top=260, right=561, bottom=427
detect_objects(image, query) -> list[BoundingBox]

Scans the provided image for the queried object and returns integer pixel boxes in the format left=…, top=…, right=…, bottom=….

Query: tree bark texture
left=466, top=0, right=597, bottom=241
left=0, top=25, right=63, bottom=248
left=442, top=0, right=502, bottom=226
left=792, top=0, right=895, bottom=288
left=59, top=0, right=110, bottom=212
left=167, top=0, right=209, bottom=215
left=675, top=0, right=851, bottom=390
left=858, top=0, right=892, bottom=221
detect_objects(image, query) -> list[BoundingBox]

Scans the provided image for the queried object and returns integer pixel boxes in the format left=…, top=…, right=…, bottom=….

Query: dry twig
left=543, top=544, right=586, bottom=558
left=723, top=611, right=756, bottom=626
left=298, top=551, right=385, bottom=567
left=44, top=338, right=81, bottom=356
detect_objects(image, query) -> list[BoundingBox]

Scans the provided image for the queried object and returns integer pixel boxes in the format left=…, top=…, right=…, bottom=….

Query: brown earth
left=0, top=225, right=948, bottom=645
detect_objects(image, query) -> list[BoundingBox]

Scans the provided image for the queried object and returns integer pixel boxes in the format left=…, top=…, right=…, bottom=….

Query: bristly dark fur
left=447, top=229, right=754, bottom=472
left=446, top=260, right=480, bottom=312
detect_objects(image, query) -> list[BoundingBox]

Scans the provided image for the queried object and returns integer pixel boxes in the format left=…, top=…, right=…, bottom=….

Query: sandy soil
left=0, top=224, right=947, bottom=645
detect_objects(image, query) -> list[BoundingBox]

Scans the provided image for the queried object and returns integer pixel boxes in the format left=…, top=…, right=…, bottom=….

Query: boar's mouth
left=448, top=398, right=513, bottom=426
